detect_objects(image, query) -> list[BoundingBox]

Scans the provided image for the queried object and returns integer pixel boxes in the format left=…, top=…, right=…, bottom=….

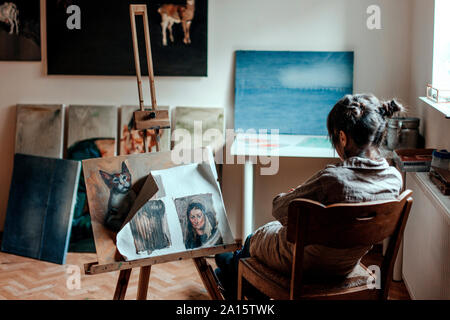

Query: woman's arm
left=272, top=170, right=328, bottom=225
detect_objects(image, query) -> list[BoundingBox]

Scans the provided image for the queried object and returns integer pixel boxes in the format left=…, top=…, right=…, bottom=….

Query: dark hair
left=186, top=202, right=206, bottom=218
left=327, top=94, right=405, bottom=152
left=185, top=202, right=207, bottom=249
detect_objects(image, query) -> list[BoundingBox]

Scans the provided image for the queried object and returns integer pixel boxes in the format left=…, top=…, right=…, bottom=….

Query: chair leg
left=237, top=262, right=243, bottom=300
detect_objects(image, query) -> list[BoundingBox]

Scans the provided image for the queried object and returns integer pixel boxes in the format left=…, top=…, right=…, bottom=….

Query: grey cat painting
left=15, top=104, right=63, bottom=158
left=174, top=193, right=223, bottom=249
left=130, top=199, right=171, bottom=254
left=99, top=161, right=136, bottom=232
left=120, top=105, right=171, bottom=155
left=174, top=107, right=225, bottom=152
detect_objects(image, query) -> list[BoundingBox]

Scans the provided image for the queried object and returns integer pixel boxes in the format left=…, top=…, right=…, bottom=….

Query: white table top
left=230, top=133, right=338, bottom=158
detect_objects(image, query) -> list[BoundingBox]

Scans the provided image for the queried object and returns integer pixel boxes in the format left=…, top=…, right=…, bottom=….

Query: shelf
left=419, top=97, right=450, bottom=118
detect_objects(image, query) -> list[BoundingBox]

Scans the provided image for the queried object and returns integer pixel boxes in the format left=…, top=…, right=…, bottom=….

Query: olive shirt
left=249, top=156, right=403, bottom=276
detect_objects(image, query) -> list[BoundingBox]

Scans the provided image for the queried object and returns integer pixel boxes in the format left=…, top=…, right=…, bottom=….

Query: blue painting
left=1, top=154, right=81, bottom=264
left=234, top=51, right=354, bottom=136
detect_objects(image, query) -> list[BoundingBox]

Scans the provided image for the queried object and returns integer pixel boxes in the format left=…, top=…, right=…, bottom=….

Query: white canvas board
left=116, top=161, right=234, bottom=261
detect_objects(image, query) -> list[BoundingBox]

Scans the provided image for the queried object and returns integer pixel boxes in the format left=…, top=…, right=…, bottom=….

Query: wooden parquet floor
left=0, top=251, right=410, bottom=300
left=0, top=252, right=211, bottom=300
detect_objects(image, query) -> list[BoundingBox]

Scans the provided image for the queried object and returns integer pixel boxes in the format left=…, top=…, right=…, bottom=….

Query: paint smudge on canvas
left=130, top=199, right=171, bottom=254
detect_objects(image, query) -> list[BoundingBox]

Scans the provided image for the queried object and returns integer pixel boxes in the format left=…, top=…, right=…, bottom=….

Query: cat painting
left=99, top=161, right=136, bottom=232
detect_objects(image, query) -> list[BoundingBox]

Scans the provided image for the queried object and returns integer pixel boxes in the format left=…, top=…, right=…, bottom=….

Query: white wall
left=0, top=0, right=414, bottom=236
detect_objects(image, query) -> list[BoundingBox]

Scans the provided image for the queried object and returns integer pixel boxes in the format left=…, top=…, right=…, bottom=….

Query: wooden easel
left=83, top=5, right=238, bottom=300
left=84, top=243, right=239, bottom=300
left=129, top=4, right=170, bottom=153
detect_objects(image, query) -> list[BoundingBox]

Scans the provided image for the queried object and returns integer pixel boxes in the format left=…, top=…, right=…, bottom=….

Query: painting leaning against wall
left=15, top=104, right=64, bottom=158
left=234, top=51, right=354, bottom=136
left=0, top=0, right=40, bottom=60
left=174, top=107, right=225, bottom=152
left=67, top=105, right=117, bottom=253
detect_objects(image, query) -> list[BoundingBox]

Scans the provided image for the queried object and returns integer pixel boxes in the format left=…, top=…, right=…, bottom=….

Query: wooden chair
left=237, top=190, right=413, bottom=300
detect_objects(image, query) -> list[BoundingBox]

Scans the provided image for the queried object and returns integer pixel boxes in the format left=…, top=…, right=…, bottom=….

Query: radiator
left=403, top=172, right=450, bottom=300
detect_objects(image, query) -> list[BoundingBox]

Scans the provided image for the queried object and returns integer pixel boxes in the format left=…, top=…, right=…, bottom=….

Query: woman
left=215, top=93, right=405, bottom=299
left=185, top=202, right=222, bottom=249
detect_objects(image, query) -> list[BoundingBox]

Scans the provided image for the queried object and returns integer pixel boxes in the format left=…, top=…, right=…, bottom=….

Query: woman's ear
left=339, top=130, right=347, bottom=148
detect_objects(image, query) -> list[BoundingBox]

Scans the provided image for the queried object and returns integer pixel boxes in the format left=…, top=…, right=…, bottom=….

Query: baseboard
left=402, top=274, right=416, bottom=300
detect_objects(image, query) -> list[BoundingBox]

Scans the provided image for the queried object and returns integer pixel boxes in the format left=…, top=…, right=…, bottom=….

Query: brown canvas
left=83, top=151, right=183, bottom=264
left=174, top=107, right=225, bottom=152
left=15, top=104, right=63, bottom=158
left=67, top=105, right=117, bottom=157
left=83, top=149, right=234, bottom=264
left=119, top=105, right=171, bottom=154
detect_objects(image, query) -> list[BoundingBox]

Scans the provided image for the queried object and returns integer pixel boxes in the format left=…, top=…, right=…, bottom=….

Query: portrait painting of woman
left=174, top=194, right=223, bottom=249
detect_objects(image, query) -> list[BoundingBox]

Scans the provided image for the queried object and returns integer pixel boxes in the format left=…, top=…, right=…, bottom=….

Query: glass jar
left=387, top=117, right=420, bottom=150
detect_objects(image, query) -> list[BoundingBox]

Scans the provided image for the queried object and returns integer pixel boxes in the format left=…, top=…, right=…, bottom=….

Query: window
left=433, top=0, right=450, bottom=88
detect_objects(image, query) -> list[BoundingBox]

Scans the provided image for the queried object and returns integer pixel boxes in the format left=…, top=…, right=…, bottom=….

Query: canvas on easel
left=114, top=159, right=234, bottom=261
left=82, top=148, right=238, bottom=301
left=120, top=105, right=171, bottom=154
left=83, top=148, right=235, bottom=265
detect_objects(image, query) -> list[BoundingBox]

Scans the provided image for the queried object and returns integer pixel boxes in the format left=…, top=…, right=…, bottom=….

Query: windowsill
left=419, top=97, right=450, bottom=118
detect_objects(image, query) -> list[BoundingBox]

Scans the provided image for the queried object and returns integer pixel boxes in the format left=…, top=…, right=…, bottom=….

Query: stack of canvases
left=1, top=104, right=224, bottom=264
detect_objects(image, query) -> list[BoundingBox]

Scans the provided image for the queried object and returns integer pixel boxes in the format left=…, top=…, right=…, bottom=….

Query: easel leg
left=137, top=266, right=152, bottom=300
left=114, top=269, right=132, bottom=300
left=193, top=257, right=224, bottom=300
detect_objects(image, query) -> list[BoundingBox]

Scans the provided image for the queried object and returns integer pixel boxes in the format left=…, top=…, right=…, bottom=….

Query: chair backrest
left=286, top=189, right=413, bottom=299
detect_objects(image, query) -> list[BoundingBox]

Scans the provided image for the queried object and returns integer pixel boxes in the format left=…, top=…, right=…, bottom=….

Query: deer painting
left=0, top=2, right=19, bottom=35
left=158, top=0, right=195, bottom=46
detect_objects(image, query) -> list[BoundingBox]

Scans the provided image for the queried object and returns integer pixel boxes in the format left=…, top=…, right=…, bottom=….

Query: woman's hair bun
left=379, top=99, right=405, bottom=118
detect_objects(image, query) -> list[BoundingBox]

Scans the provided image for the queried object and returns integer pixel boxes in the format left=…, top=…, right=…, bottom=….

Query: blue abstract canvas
left=234, top=51, right=354, bottom=136
left=1, top=154, right=81, bottom=264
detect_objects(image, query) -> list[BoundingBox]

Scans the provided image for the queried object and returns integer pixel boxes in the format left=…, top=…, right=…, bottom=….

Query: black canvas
left=46, top=0, right=207, bottom=76
left=0, top=0, right=41, bottom=61
left=1, top=154, right=81, bottom=264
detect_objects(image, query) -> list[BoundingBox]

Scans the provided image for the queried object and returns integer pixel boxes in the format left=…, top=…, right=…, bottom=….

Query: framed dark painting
left=46, top=0, right=207, bottom=76
left=0, top=0, right=41, bottom=60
